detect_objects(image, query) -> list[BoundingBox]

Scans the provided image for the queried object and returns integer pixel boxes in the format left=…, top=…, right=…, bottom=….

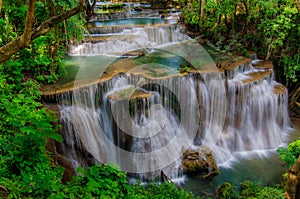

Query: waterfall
left=51, top=21, right=292, bottom=181
left=57, top=73, right=201, bottom=179
left=69, top=26, right=188, bottom=56
left=56, top=69, right=291, bottom=178
left=88, top=26, right=136, bottom=35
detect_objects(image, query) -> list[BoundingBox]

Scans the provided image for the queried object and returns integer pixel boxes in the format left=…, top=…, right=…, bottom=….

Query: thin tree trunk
left=265, top=45, right=272, bottom=60
left=63, top=20, right=68, bottom=45
left=23, top=0, right=36, bottom=46
left=0, top=0, right=2, bottom=13
left=242, top=0, right=249, bottom=28
left=200, top=0, right=205, bottom=23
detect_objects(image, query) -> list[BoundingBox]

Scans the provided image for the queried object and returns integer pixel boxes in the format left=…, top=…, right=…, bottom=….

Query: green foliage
left=179, top=65, right=191, bottom=73
left=0, top=74, right=65, bottom=198
left=63, top=164, right=196, bottom=199
left=65, top=164, right=134, bottom=199
left=66, top=14, right=87, bottom=42
left=206, top=34, right=246, bottom=62
left=281, top=53, right=300, bottom=85
left=143, top=182, right=197, bottom=199
left=1, top=34, right=66, bottom=84
left=0, top=18, right=17, bottom=46
left=181, top=0, right=200, bottom=25
left=180, top=0, right=300, bottom=87
left=239, top=181, right=284, bottom=199
left=278, top=139, right=300, bottom=167
left=217, top=181, right=284, bottom=199
left=0, top=0, right=87, bottom=84
left=217, top=182, right=239, bottom=199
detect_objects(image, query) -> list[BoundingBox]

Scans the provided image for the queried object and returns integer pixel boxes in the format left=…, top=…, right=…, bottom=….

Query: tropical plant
left=278, top=139, right=300, bottom=167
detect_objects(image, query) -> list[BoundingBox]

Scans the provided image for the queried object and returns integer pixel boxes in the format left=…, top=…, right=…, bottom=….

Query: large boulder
left=181, top=146, right=219, bottom=179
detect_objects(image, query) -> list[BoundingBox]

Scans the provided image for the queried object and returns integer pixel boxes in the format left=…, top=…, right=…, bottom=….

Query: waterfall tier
left=69, top=26, right=187, bottom=56
left=44, top=57, right=291, bottom=179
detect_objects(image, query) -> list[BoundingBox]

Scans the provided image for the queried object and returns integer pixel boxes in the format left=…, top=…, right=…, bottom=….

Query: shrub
left=278, top=139, right=300, bottom=167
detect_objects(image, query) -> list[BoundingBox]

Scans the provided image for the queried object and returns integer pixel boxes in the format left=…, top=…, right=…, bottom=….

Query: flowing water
left=90, top=18, right=175, bottom=27
left=183, top=118, right=300, bottom=197
left=44, top=17, right=295, bottom=196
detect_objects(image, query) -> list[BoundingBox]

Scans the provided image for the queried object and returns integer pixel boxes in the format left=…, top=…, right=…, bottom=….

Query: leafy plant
left=217, top=182, right=239, bottom=199
left=217, top=181, right=284, bottom=199
left=0, top=75, right=65, bottom=198
left=278, top=139, right=300, bottom=167
left=179, top=65, right=191, bottom=73
left=239, top=181, right=284, bottom=199
left=66, top=164, right=134, bottom=199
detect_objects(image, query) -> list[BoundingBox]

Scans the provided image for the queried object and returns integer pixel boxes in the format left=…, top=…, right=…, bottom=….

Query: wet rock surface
left=181, top=146, right=219, bottom=179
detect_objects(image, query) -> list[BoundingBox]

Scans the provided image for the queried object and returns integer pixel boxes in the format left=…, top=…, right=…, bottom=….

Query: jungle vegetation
left=0, top=0, right=299, bottom=198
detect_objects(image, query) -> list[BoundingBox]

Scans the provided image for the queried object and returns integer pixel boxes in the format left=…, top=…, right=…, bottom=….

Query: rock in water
left=181, top=146, right=219, bottom=179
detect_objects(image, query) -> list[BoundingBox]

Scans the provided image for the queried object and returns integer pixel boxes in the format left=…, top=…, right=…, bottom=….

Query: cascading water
left=51, top=18, right=292, bottom=182
left=69, top=25, right=188, bottom=56
left=57, top=71, right=291, bottom=178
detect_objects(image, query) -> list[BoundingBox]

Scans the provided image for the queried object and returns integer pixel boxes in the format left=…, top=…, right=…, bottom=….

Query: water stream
left=183, top=118, right=300, bottom=197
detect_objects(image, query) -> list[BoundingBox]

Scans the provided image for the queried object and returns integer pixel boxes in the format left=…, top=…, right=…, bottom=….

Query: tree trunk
left=23, top=0, right=36, bottom=46
left=265, top=44, right=272, bottom=60
left=200, top=0, right=205, bottom=23
left=0, top=0, right=2, bottom=13
left=242, top=0, right=249, bottom=28
left=295, top=0, right=300, bottom=13
left=289, top=87, right=300, bottom=109
left=286, top=156, right=300, bottom=199
left=0, top=0, right=86, bottom=64
left=0, top=0, right=36, bottom=64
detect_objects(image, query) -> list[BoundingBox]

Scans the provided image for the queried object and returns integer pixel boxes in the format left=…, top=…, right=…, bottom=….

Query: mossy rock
left=181, top=146, right=219, bottom=179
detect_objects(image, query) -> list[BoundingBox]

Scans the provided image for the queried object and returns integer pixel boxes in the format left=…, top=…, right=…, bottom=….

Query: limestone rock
left=56, top=154, right=77, bottom=183
left=181, top=146, right=219, bottom=179
left=46, top=138, right=77, bottom=183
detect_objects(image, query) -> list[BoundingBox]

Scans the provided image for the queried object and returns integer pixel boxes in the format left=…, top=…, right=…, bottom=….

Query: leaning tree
left=0, top=0, right=96, bottom=64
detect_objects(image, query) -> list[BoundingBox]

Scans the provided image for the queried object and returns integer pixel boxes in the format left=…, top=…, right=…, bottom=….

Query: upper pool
left=91, top=17, right=177, bottom=27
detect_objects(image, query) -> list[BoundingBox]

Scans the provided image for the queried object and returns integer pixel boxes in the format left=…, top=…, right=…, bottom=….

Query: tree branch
left=0, top=0, right=86, bottom=64
left=31, top=1, right=86, bottom=39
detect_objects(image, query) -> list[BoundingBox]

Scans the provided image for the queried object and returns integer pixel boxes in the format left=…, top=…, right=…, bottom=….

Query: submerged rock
left=181, top=146, right=219, bottom=179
